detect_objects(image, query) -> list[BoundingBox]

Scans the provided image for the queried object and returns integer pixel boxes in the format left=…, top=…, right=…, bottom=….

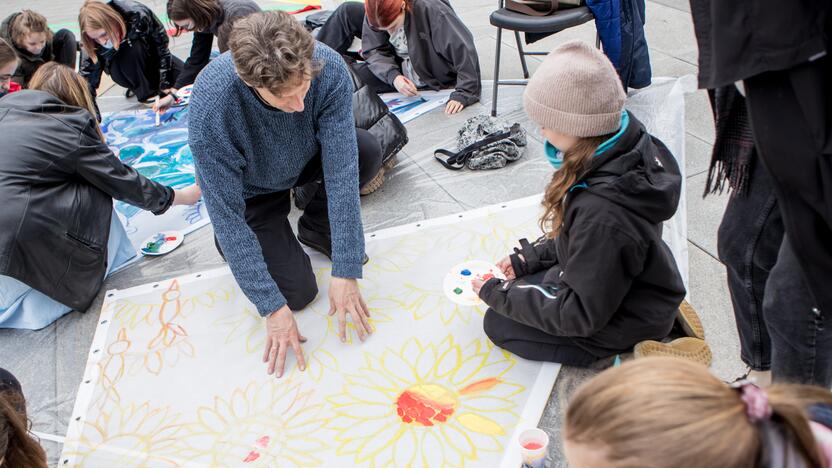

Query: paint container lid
left=140, top=230, right=184, bottom=256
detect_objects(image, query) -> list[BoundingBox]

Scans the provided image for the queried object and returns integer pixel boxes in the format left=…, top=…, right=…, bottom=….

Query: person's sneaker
left=633, top=337, right=713, bottom=366
left=360, top=167, right=385, bottom=196
left=297, top=222, right=369, bottom=264
left=676, top=300, right=705, bottom=340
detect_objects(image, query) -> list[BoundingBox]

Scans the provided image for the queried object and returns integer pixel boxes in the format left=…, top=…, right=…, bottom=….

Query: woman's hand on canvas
left=496, top=256, right=516, bottom=280
left=393, top=75, right=419, bottom=97
left=172, top=184, right=202, bottom=205
left=445, top=99, right=464, bottom=114
left=153, top=93, right=176, bottom=113
left=329, top=277, right=373, bottom=343
left=264, top=304, right=307, bottom=378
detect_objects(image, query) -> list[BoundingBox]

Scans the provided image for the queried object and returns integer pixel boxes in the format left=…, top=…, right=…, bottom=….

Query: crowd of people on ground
left=0, top=0, right=830, bottom=466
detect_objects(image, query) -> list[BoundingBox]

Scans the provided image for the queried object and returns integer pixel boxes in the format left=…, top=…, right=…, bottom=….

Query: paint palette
left=443, top=260, right=506, bottom=306
left=140, top=230, right=184, bottom=256
left=172, top=84, right=193, bottom=107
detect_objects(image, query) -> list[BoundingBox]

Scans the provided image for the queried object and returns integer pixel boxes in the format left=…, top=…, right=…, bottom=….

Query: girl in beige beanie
left=471, top=40, right=694, bottom=367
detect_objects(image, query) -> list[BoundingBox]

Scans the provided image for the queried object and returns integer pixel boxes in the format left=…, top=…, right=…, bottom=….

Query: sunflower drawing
left=177, top=380, right=328, bottom=466
left=326, top=336, right=524, bottom=467
left=63, top=402, right=184, bottom=467
left=369, top=283, right=487, bottom=325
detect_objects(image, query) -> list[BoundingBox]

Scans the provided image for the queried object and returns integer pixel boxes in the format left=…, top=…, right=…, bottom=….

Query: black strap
left=434, top=123, right=522, bottom=170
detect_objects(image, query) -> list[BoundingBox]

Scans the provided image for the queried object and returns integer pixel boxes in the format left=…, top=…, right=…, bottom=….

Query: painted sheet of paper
left=381, top=89, right=454, bottom=123
left=101, top=107, right=210, bottom=247
left=59, top=197, right=560, bottom=467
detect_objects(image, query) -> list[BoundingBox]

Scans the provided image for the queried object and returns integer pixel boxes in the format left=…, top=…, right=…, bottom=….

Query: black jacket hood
left=579, top=113, right=682, bottom=224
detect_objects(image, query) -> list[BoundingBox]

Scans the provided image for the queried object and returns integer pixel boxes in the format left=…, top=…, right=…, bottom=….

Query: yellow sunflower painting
left=327, top=336, right=524, bottom=467
left=176, top=380, right=328, bottom=466
left=62, top=402, right=184, bottom=467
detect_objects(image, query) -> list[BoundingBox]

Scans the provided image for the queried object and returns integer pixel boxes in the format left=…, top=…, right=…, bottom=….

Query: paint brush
left=154, top=95, right=161, bottom=127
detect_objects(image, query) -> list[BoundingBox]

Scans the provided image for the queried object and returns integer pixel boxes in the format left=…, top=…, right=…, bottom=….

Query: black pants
left=743, top=53, right=832, bottom=385
left=215, top=129, right=382, bottom=310
left=481, top=272, right=598, bottom=366
left=717, top=155, right=830, bottom=384
left=109, top=40, right=183, bottom=101
left=316, top=2, right=397, bottom=94
left=52, top=29, right=78, bottom=70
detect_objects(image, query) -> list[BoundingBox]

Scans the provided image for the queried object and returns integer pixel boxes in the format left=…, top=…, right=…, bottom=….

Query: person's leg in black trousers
left=315, top=2, right=365, bottom=55
left=109, top=40, right=184, bottom=101
left=51, top=29, right=78, bottom=69
left=479, top=271, right=599, bottom=366
left=482, top=310, right=598, bottom=366
left=348, top=60, right=397, bottom=95
left=297, top=128, right=382, bottom=247
left=717, top=158, right=785, bottom=373
left=744, top=53, right=832, bottom=385
left=763, top=236, right=832, bottom=385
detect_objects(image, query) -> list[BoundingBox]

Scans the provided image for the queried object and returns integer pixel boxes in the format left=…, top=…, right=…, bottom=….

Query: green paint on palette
left=453, top=287, right=463, bottom=295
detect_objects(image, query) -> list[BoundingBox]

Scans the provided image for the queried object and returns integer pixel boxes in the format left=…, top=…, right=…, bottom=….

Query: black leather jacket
left=80, top=0, right=176, bottom=97
left=0, top=91, right=173, bottom=311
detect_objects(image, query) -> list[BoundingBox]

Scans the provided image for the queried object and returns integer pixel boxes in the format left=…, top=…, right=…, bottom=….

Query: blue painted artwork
left=101, top=107, right=209, bottom=246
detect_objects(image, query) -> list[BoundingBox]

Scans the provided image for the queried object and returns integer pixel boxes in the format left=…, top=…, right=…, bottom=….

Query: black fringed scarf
left=704, top=84, right=756, bottom=198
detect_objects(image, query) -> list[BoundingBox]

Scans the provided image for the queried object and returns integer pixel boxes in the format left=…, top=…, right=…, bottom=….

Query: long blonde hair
left=564, top=357, right=832, bottom=468
left=29, top=63, right=106, bottom=143
left=540, top=134, right=611, bottom=237
left=78, top=0, right=126, bottom=63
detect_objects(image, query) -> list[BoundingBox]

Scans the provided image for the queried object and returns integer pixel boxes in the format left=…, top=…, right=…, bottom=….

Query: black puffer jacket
left=0, top=91, right=173, bottom=311
left=0, top=13, right=56, bottom=88
left=80, top=0, right=176, bottom=97
left=479, top=114, right=686, bottom=357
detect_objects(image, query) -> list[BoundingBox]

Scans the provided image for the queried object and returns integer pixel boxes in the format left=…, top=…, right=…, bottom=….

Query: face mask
left=101, top=40, right=114, bottom=49
left=544, top=140, right=564, bottom=169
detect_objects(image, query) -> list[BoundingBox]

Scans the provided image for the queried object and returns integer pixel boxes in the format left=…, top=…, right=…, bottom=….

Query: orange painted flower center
left=395, top=384, right=457, bottom=426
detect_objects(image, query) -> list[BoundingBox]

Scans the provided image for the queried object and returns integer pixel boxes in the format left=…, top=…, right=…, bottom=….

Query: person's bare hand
left=496, top=255, right=516, bottom=280
left=445, top=99, right=464, bottom=114
left=152, top=92, right=176, bottom=113
left=172, top=184, right=202, bottom=205
left=329, top=277, right=372, bottom=342
left=393, top=75, right=419, bottom=97
left=263, top=305, right=307, bottom=378
left=471, top=277, right=485, bottom=295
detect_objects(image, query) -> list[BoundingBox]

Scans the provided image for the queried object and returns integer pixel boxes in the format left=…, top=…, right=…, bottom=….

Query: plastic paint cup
left=519, top=428, right=549, bottom=468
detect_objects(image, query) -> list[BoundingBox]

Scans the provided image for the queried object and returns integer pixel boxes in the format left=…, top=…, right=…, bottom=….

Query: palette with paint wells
left=140, top=230, right=184, bottom=256
left=172, top=84, right=193, bottom=107
left=443, top=260, right=506, bottom=306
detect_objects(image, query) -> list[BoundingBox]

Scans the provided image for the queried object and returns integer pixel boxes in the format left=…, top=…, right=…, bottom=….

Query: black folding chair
left=490, top=3, right=597, bottom=116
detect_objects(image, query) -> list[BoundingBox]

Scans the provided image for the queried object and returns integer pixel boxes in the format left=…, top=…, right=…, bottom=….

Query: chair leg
left=491, top=27, right=503, bottom=117
left=514, top=31, right=530, bottom=79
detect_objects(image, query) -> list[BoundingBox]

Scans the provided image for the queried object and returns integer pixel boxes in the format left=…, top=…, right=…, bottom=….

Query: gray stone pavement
left=0, top=0, right=743, bottom=466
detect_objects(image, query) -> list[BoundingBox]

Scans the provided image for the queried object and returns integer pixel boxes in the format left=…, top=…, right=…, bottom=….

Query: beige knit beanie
left=523, top=40, right=626, bottom=138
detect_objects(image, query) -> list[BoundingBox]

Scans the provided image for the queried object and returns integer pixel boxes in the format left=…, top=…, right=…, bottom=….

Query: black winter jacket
left=80, top=0, right=177, bottom=97
left=479, top=114, right=686, bottom=357
left=0, top=13, right=56, bottom=88
left=173, top=0, right=260, bottom=89
left=690, top=0, right=830, bottom=89
left=0, top=91, right=173, bottom=311
left=361, top=0, right=481, bottom=107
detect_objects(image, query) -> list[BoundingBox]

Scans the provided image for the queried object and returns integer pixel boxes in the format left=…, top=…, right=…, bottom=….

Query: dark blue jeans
left=718, top=158, right=832, bottom=385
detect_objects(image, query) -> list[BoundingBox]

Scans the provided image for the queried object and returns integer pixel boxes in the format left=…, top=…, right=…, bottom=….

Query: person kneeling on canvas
left=472, top=41, right=686, bottom=366
left=189, top=11, right=381, bottom=378
left=0, top=63, right=201, bottom=330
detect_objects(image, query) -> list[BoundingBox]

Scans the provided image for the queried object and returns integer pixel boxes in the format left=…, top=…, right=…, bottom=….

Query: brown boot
left=360, top=167, right=385, bottom=196
left=676, top=300, right=705, bottom=340
left=634, top=337, right=713, bottom=366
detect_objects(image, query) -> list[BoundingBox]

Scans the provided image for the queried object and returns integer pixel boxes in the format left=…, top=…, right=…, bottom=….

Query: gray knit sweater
left=189, top=44, right=364, bottom=316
